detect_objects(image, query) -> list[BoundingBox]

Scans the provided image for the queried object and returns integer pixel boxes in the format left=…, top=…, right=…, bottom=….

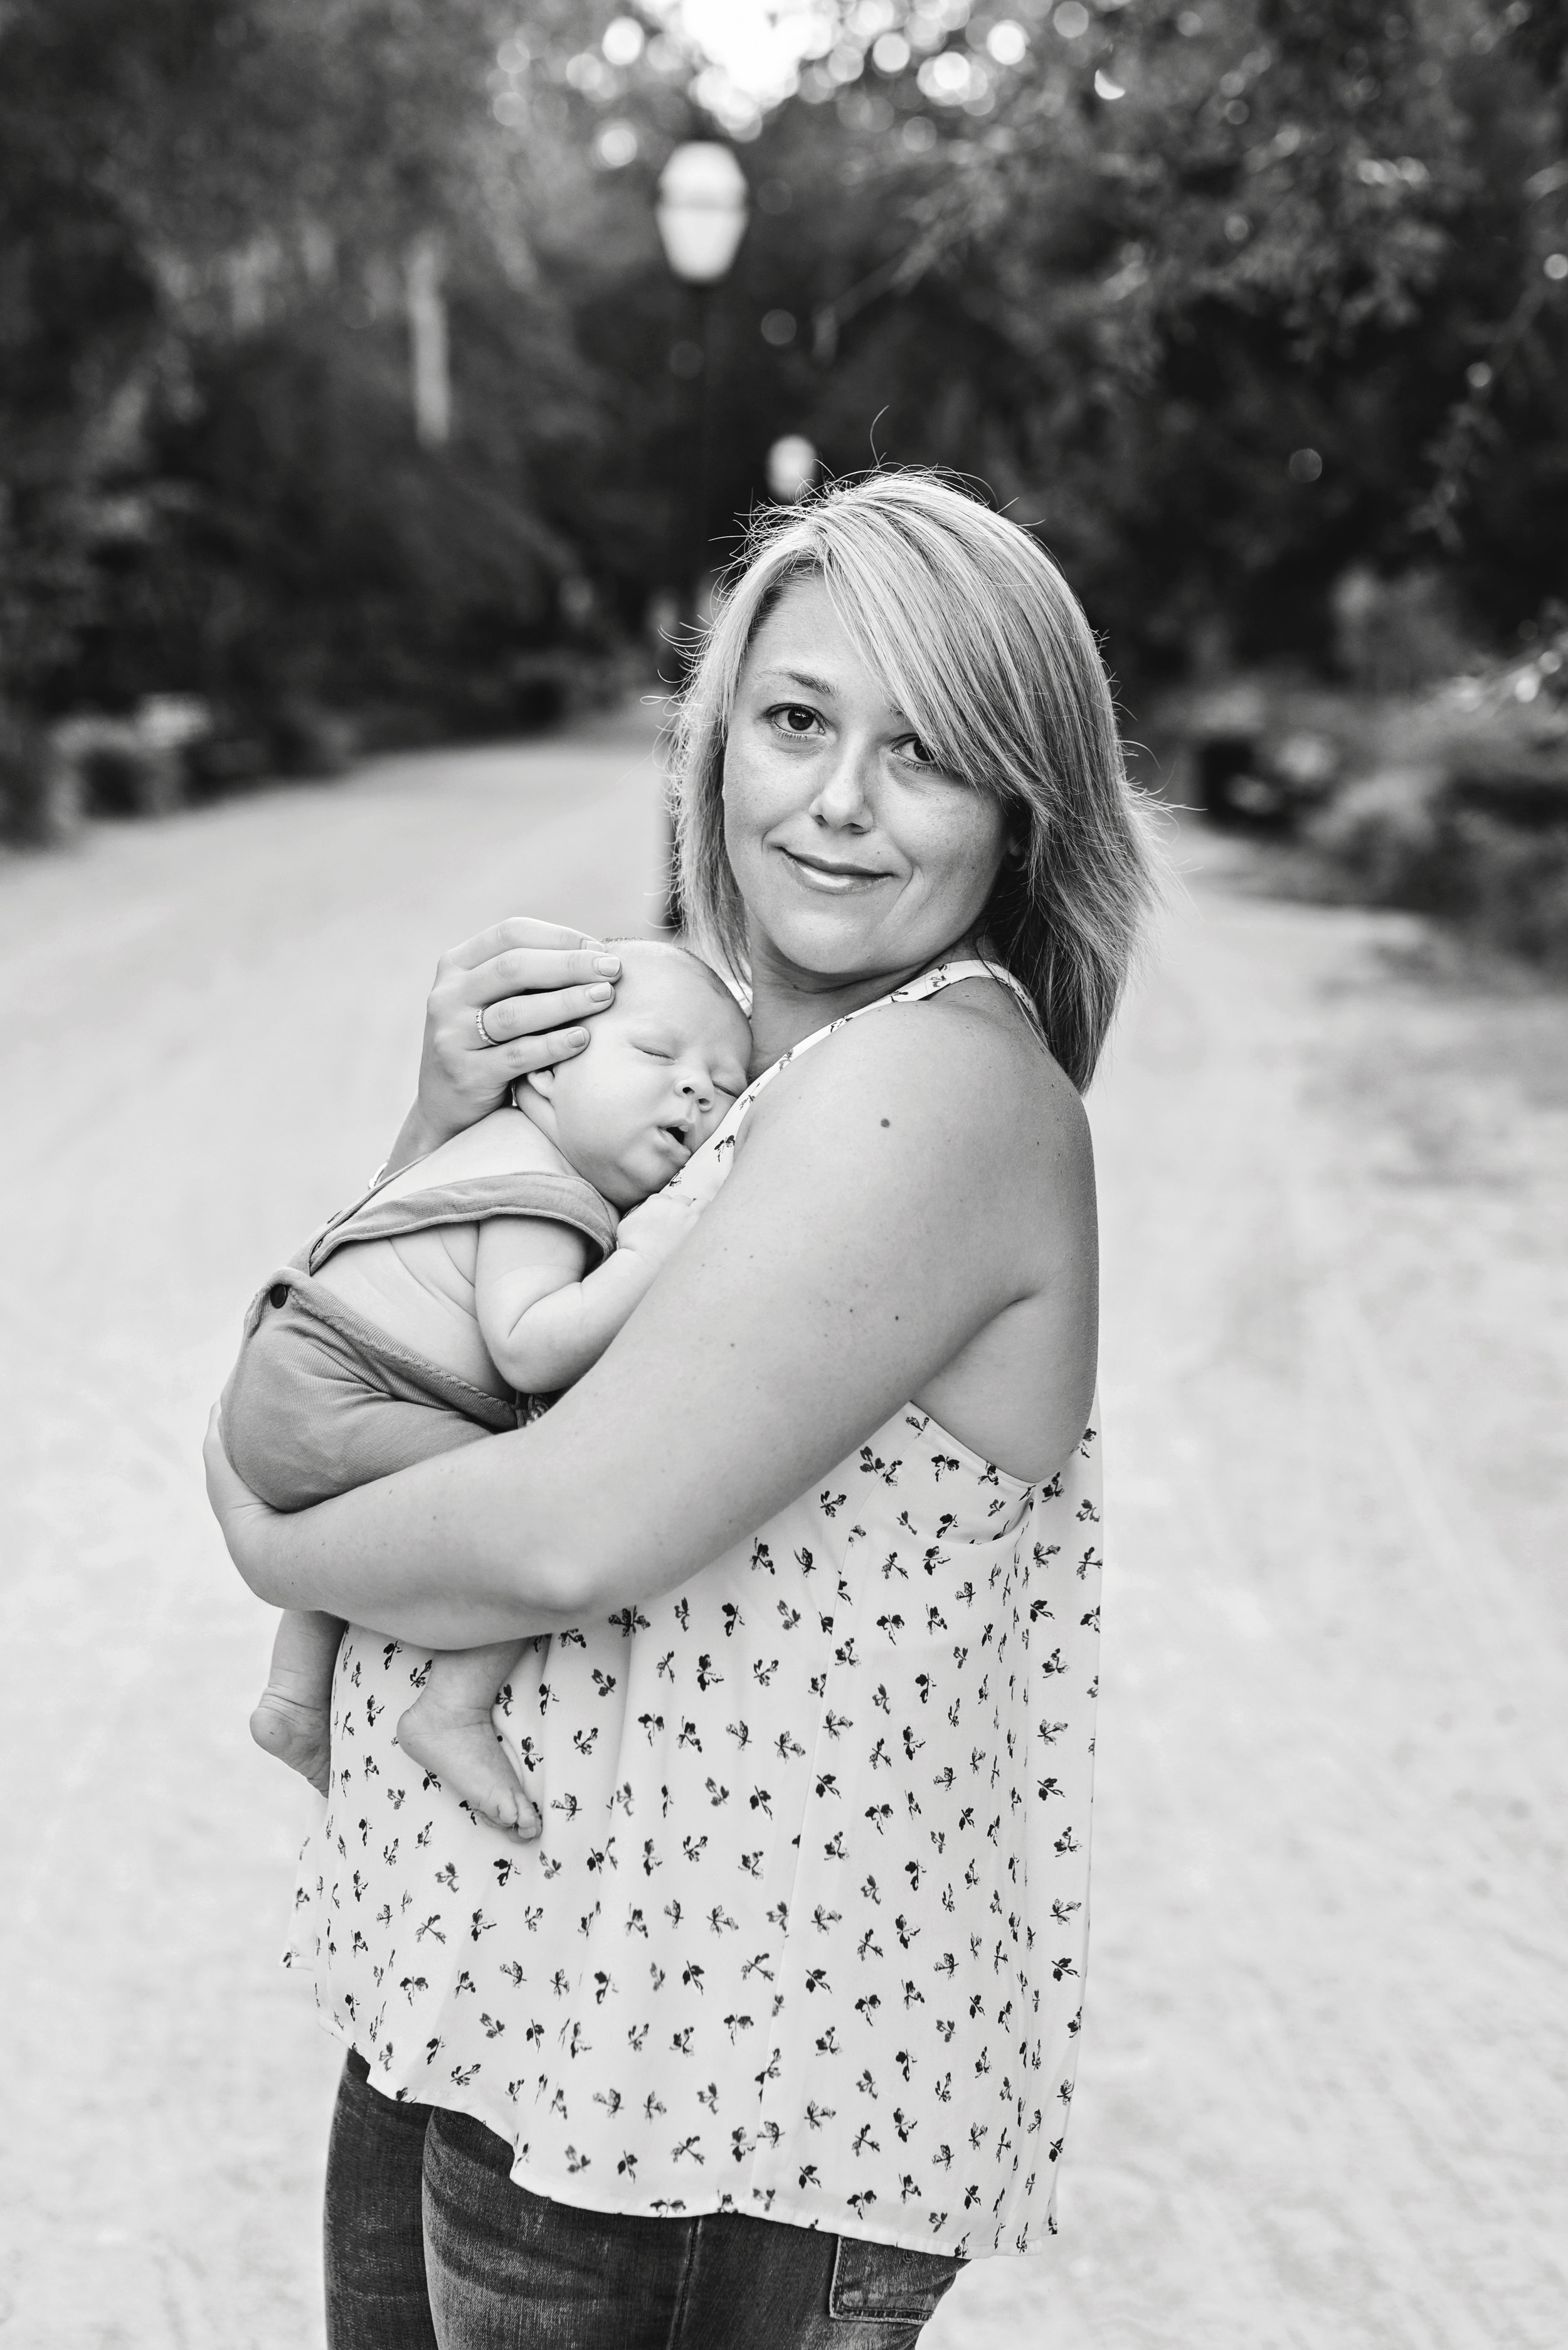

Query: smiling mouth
left=779, top=846, right=891, bottom=894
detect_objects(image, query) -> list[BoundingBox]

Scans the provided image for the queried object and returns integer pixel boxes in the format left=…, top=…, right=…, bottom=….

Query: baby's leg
left=395, top=1643, right=539, bottom=1842
left=251, top=1608, right=343, bottom=1796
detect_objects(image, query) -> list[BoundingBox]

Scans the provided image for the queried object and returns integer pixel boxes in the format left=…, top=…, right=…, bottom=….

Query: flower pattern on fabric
left=286, top=964, right=1103, bottom=2259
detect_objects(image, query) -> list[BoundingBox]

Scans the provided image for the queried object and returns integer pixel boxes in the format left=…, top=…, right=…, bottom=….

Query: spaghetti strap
left=762, top=952, right=1034, bottom=1084
left=911, top=955, right=1036, bottom=1011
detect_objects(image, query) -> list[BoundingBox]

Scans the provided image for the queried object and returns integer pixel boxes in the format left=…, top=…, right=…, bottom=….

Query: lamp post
left=654, top=142, right=750, bottom=616
left=652, top=142, right=748, bottom=930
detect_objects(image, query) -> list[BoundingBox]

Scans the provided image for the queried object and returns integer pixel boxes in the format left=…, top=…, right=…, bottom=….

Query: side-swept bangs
left=667, top=471, right=1162, bottom=1092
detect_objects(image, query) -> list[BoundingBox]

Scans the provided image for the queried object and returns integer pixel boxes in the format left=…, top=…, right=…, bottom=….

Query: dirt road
left=1, top=722, right=1563, bottom=2347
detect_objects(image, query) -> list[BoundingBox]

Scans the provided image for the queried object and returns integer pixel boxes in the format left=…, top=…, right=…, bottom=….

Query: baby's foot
left=396, top=1697, right=540, bottom=1842
left=251, top=1688, right=332, bottom=1796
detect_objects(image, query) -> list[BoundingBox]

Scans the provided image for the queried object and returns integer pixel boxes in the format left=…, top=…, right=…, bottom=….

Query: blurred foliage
left=675, top=0, right=1568, bottom=678
left=0, top=0, right=643, bottom=731
left=0, top=0, right=1564, bottom=736
left=1305, top=615, right=1568, bottom=968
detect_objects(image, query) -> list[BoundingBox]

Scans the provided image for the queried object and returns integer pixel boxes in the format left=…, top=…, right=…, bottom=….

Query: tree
left=710, top=0, right=1568, bottom=674
left=536, top=0, right=1566, bottom=677
left=0, top=0, right=637, bottom=725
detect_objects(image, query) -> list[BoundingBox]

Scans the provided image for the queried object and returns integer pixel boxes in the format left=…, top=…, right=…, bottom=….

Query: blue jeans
left=325, top=2052, right=965, bottom=2349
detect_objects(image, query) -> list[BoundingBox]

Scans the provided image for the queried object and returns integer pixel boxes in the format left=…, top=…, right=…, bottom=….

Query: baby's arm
left=475, top=1190, right=699, bottom=1393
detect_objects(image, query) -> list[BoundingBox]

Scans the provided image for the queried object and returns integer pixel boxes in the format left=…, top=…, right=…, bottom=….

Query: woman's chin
left=751, top=893, right=898, bottom=974
left=758, top=903, right=968, bottom=992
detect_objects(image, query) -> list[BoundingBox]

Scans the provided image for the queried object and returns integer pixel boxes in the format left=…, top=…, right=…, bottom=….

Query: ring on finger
left=475, top=1005, right=498, bottom=1048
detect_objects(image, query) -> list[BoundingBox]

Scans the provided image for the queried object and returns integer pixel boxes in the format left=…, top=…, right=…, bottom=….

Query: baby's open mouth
left=657, top=1120, right=693, bottom=1157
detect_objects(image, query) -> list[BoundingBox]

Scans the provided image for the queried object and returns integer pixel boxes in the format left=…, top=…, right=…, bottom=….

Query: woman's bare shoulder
left=744, top=976, right=1091, bottom=1221
left=753, top=976, right=1084, bottom=1132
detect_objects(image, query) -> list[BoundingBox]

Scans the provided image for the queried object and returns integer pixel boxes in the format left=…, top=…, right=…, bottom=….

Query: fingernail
left=566, top=1028, right=590, bottom=1046
left=595, top=955, right=622, bottom=977
left=588, top=982, right=613, bottom=1004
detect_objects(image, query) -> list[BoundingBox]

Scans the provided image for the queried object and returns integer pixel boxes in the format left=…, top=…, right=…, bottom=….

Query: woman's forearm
left=239, top=1435, right=585, bottom=1647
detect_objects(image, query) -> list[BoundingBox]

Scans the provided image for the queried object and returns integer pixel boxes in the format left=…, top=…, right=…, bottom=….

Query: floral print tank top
left=287, top=960, right=1103, bottom=2259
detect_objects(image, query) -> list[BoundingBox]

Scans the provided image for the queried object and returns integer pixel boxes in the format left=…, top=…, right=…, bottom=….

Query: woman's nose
left=809, top=744, right=874, bottom=829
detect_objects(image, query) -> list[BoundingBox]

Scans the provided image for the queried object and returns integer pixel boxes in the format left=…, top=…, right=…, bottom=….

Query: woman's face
left=722, top=576, right=1010, bottom=989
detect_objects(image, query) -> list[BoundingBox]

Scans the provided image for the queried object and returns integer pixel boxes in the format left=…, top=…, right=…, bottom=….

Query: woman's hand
left=204, top=1405, right=283, bottom=1595
left=387, top=917, right=627, bottom=1174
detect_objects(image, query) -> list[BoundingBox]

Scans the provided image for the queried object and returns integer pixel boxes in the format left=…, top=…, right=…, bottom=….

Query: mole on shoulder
left=880, top=1119, right=890, bottom=1129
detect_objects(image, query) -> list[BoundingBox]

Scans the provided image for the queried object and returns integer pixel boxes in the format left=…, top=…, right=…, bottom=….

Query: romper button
left=268, top=1284, right=289, bottom=1309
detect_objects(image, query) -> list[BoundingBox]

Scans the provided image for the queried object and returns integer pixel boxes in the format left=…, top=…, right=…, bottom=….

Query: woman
left=207, top=472, right=1160, bottom=2347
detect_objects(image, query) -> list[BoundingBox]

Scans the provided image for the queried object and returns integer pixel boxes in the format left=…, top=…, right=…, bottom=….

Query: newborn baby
left=223, top=939, right=751, bottom=1837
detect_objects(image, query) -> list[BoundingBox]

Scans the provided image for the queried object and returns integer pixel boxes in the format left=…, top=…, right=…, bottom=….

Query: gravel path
left=1, top=728, right=1563, bottom=2347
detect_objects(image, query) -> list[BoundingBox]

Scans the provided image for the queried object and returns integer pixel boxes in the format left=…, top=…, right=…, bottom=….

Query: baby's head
left=516, top=940, right=751, bottom=1208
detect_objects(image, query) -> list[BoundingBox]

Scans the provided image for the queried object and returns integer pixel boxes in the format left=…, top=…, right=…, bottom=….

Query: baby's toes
left=489, top=1789, right=534, bottom=1843
left=475, top=1780, right=538, bottom=1844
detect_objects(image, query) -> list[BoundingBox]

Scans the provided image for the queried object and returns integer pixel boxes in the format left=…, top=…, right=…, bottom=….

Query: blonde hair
left=667, top=471, right=1163, bottom=1093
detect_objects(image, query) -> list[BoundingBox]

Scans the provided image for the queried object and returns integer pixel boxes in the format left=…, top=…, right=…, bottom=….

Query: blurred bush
left=1305, top=627, right=1568, bottom=966
left=1312, top=784, right=1568, bottom=969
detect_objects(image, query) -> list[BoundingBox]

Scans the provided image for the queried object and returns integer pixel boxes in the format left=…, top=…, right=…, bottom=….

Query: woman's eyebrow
left=758, top=665, right=907, bottom=719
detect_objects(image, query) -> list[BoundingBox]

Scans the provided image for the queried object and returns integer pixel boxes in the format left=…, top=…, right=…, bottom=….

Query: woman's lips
left=778, top=846, right=891, bottom=895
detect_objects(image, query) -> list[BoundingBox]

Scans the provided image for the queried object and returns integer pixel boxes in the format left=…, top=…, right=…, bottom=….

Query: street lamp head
left=655, top=142, right=750, bottom=285
left=766, top=435, right=818, bottom=504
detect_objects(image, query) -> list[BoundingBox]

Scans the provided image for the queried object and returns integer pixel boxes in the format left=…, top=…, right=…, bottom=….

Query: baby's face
left=534, top=951, right=751, bottom=1208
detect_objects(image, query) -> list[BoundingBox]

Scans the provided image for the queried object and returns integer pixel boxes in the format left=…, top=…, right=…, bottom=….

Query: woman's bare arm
left=209, top=999, right=1094, bottom=1649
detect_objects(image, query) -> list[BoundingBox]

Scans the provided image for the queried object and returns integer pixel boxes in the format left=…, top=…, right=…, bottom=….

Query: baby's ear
left=520, top=1067, right=556, bottom=1102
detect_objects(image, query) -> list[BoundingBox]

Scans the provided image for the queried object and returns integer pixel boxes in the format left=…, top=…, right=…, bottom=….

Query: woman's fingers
left=477, top=981, right=616, bottom=1043
left=204, top=1404, right=283, bottom=1589
left=462, top=945, right=623, bottom=1010
left=203, top=1405, right=250, bottom=1531
left=492, top=1026, right=592, bottom=1080
left=444, top=917, right=602, bottom=971
left=413, top=918, right=623, bottom=1148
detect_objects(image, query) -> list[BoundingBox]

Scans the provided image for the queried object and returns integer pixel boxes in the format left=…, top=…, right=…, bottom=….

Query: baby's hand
left=615, top=1187, right=702, bottom=1274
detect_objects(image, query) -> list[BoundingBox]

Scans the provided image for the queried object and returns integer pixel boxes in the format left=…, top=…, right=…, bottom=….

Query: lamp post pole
left=655, top=142, right=750, bottom=619
left=653, top=142, right=750, bottom=926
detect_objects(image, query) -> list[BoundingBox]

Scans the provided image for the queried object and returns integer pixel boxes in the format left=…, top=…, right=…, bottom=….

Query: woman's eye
left=770, top=704, right=822, bottom=737
left=895, top=734, right=938, bottom=768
